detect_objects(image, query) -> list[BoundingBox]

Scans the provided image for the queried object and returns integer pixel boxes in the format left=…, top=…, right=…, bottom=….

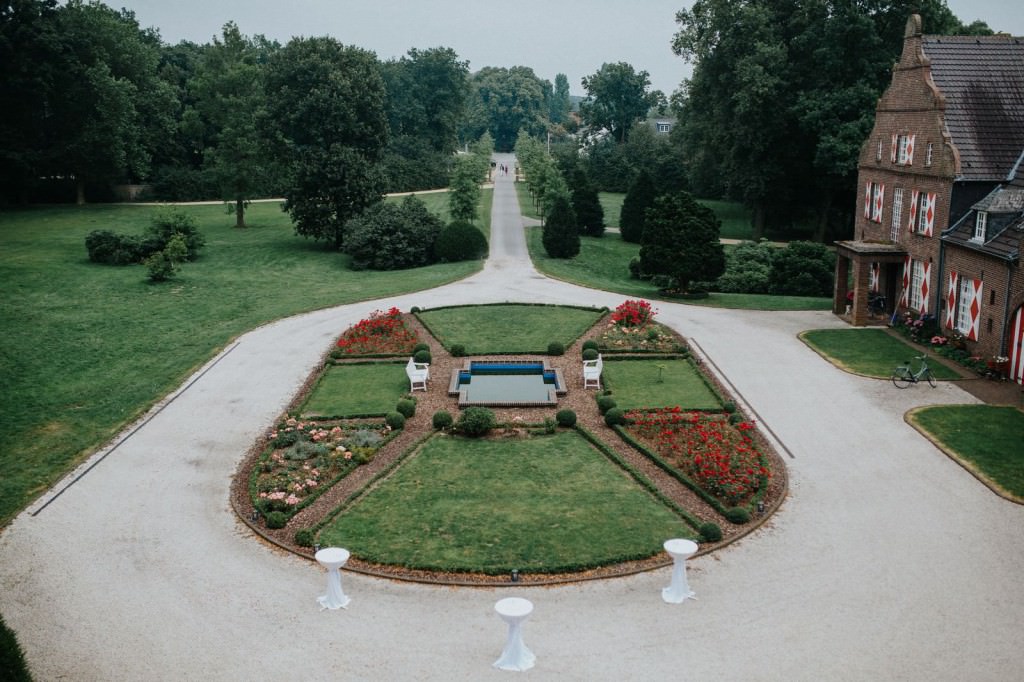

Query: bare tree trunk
left=235, top=197, right=246, bottom=228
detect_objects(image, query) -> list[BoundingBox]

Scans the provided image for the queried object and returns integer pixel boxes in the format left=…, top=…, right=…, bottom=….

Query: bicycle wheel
left=891, top=368, right=913, bottom=388
left=924, top=370, right=936, bottom=388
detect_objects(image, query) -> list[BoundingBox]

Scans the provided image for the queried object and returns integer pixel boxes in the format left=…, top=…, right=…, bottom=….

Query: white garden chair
left=405, top=357, right=429, bottom=391
left=582, top=354, right=603, bottom=389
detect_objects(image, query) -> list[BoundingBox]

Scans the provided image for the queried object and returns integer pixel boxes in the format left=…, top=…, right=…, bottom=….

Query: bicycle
left=891, top=354, right=936, bottom=388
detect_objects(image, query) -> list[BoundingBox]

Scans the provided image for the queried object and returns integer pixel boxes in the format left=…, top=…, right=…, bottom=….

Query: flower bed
left=251, top=417, right=392, bottom=524
left=624, top=408, right=770, bottom=506
left=331, top=307, right=419, bottom=356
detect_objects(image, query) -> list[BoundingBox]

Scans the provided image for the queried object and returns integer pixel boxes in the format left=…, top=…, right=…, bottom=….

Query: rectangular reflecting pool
left=448, top=360, right=567, bottom=407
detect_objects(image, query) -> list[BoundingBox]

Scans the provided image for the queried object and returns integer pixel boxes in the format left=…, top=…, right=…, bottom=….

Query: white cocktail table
left=315, top=547, right=351, bottom=610
left=662, top=538, right=699, bottom=604
left=493, top=597, right=535, bottom=671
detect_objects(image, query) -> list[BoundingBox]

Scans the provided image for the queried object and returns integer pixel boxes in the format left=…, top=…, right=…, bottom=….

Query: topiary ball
left=547, top=341, right=565, bottom=356
left=596, top=395, right=617, bottom=415
left=396, top=398, right=416, bottom=418
left=722, top=401, right=736, bottom=414
left=294, top=529, right=315, bottom=547
left=265, top=511, right=288, bottom=529
left=432, top=410, right=453, bottom=430
left=456, top=406, right=496, bottom=437
left=582, top=348, right=599, bottom=361
left=385, top=412, right=406, bottom=430
left=724, top=507, right=751, bottom=524
left=450, top=343, right=466, bottom=357
left=555, top=409, right=577, bottom=427
left=582, top=339, right=600, bottom=352
left=413, top=349, right=432, bottom=364
left=412, top=342, right=430, bottom=354
left=604, top=407, right=626, bottom=426
left=699, top=522, right=722, bottom=543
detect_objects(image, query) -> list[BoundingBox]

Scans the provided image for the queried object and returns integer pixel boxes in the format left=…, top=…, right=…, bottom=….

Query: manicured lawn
left=416, top=304, right=604, bottom=354
left=800, top=328, right=961, bottom=379
left=599, top=192, right=625, bottom=227
left=300, top=363, right=409, bottom=417
left=0, top=199, right=484, bottom=526
left=909, top=405, right=1024, bottom=499
left=525, top=227, right=831, bottom=311
left=319, top=431, right=693, bottom=573
left=602, top=359, right=722, bottom=410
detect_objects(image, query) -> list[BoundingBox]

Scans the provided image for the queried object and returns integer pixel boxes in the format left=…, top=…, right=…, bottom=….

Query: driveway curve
left=2, top=152, right=1022, bottom=681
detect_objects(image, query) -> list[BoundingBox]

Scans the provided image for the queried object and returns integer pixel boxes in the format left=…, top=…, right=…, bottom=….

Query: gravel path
left=2, top=152, right=1022, bottom=681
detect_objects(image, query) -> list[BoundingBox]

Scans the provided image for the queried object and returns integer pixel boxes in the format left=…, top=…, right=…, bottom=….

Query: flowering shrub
left=611, top=299, right=656, bottom=328
left=334, top=307, right=418, bottom=355
left=624, top=407, right=770, bottom=506
left=252, top=418, right=389, bottom=519
left=929, top=335, right=947, bottom=346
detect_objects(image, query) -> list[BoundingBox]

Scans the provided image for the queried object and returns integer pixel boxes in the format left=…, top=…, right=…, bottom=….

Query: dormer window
left=973, top=211, right=987, bottom=242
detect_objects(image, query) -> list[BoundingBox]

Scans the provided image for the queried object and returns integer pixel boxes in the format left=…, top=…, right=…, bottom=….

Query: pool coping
left=448, top=358, right=567, bottom=407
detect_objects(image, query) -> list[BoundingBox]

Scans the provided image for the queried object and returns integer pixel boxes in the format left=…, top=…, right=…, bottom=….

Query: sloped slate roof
left=923, top=35, right=1024, bottom=182
left=943, top=188, right=1023, bottom=261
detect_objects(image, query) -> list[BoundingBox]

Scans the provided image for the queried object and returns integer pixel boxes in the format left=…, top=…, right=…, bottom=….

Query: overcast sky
left=114, top=0, right=1024, bottom=97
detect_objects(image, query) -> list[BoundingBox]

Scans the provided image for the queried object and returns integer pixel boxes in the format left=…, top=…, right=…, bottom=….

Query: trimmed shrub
left=410, top=306, right=421, bottom=313
left=144, top=250, right=175, bottom=282
left=628, top=255, right=643, bottom=279
left=265, top=511, right=288, bottom=529
left=434, top=220, right=488, bottom=262
left=413, top=349, right=432, bottom=364
left=699, top=522, right=722, bottom=543
left=412, top=342, right=430, bottom=354
left=728, top=413, right=744, bottom=425
left=85, top=230, right=144, bottom=264
left=385, top=412, right=406, bottom=430
left=604, top=407, right=626, bottom=426
left=555, top=409, right=577, bottom=427
left=724, top=507, right=751, bottom=524
left=344, top=196, right=443, bottom=270
left=582, top=339, right=599, bottom=352
left=432, top=410, right=453, bottom=430
left=450, top=343, right=466, bottom=357
left=396, top=398, right=416, bottom=418
left=582, top=348, right=599, bottom=361
left=722, top=401, right=737, bottom=414
left=542, top=194, right=580, bottom=258
left=0, top=613, right=31, bottom=682
left=596, top=395, right=617, bottom=415
left=456, top=406, right=496, bottom=437
left=147, top=209, right=205, bottom=260
left=294, top=528, right=315, bottom=547
left=547, top=341, right=565, bottom=356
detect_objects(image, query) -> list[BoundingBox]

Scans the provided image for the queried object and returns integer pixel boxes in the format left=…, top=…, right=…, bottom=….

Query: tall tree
left=619, top=170, right=657, bottom=243
left=542, top=195, right=580, bottom=258
left=580, top=62, right=656, bottom=143
left=549, top=73, right=572, bottom=125
left=264, top=37, right=388, bottom=249
left=383, top=47, right=469, bottom=153
left=463, top=66, right=548, bottom=151
left=639, top=192, right=725, bottom=292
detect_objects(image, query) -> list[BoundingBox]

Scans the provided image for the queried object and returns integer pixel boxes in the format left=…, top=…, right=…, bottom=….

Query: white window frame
left=925, top=142, right=933, bottom=166
left=973, top=211, right=987, bottom=242
left=909, top=260, right=925, bottom=311
left=656, top=122, right=671, bottom=133
left=876, top=140, right=883, bottom=162
left=897, top=135, right=911, bottom=165
left=890, top=187, right=904, bottom=241
left=956, top=277, right=973, bottom=334
left=916, top=192, right=929, bottom=233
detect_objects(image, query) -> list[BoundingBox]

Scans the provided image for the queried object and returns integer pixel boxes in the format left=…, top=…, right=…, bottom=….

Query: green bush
left=450, top=343, right=466, bottom=357
left=412, top=342, right=430, bottom=354
left=396, top=398, right=416, bottom=418
left=265, top=511, right=288, bottom=529
left=85, top=209, right=205, bottom=267
left=85, top=229, right=144, bottom=264
left=722, top=401, right=736, bottom=414
left=144, top=250, right=175, bottom=282
left=555, top=409, right=577, bottom=427
left=410, top=306, right=421, bottom=313
left=768, top=241, right=835, bottom=297
left=699, top=522, right=722, bottom=543
left=724, top=507, right=750, bottom=524
left=728, top=413, right=743, bottom=425
left=385, top=412, right=406, bottom=430
left=456, top=406, right=496, bottom=437
left=413, top=349, right=432, bottom=364
left=596, top=395, right=617, bottom=415
left=147, top=208, right=205, bottom=260
left=0, top=613, right=31, bottom=682
left=582, top=339, right=599, bottom=352
left=604, top=407, right=626, bottom=426
left=433, top=220, right=488, bottom=262
left=294, top=528, right=316, bottom=547
left=582, top=348, right=599, bottom=361
left=547, top=341, right=565, bottom=356
left=432, top=410, right=453, bottom=430
left=628, top=255, right=643, bottom=279
left=542, top=195, right=580, bottom=258
left=344, top=196, right=443, bottom=270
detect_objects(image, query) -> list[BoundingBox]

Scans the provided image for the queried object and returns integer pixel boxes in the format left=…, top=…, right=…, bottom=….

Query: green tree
left=769, top=240, right=835, bottom=296
left=463, top=66, right=548, bottom=151
left=448, top=153, right=485, bottom=223
left=549, top=73, right=572, bottom=125
left=639, top=192, right=725, bottom=292
left=264, top=37, right=388, bottom=249
left=569, top=167, right=604, bottom=237
left=542, top=195, right=580, bottom=259
left=580, top=62, right=656, bottom=143
left=619, top=170, right=657, bottom=243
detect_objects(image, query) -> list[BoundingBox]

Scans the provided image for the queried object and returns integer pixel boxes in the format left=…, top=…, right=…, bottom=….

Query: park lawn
left=416, top=304, right=603, bottom=354
left=319, top=431, right=693, bottom=573
left=601, top=359, right=722, bottom=410
left=800, top=328, right=961, bottom=379
left=0, top=199, right=483, bottom=526
left=599, top=192, right=625, bottom=227
left=909, top=405, right=1024, bottom=500
left=300, top=363, right=409, bottom=417
left=525, top=227, right=831, bottom=311
left=597, top=193, right=753, bottom=241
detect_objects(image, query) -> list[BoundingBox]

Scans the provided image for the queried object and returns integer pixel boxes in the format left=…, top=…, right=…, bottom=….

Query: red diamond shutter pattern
left=873, top=184, right=885, bottom=223
left=945, top=271, right=957, bottom=329
left=900, top=256, right=911, bottom=307
left=891, top=134, right=898, bottom=163
left=870, top=263, right=880, bottom=293
left=919, top=261, right=931, bottom=314
left=968, top=279, right=983, bottom=341
left=923, top=192, right=936, bottom=236
left=906, top=135, right=915, bottom=165
left=907, top=190, right=919, bottom=230
left=864, top=182, right=872, bottom=219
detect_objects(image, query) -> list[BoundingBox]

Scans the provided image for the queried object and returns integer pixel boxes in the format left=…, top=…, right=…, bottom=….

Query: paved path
left=2, top=152, right=1022, bottom=681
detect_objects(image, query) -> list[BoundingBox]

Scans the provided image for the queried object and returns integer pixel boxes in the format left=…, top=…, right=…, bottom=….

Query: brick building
left=833, top=14, right=1024, bottom=384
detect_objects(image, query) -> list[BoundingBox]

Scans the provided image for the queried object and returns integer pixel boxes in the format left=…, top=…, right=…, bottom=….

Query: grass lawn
left=599, top=192, right=625, bottom=228
left=602, top=359, right=722, bottom=410
left=0, top=199, right=485, bottom=526
left=800, top=328, right=961, bottom=379
left=416, top=304, right=604, bottom=354
left=319, top=431, right=693, bottom=573
left=525, top=227, right=831, bottom=311
left=300, top=363, right=409, bottom=417
left=909, top=405, right=1024, bottom=500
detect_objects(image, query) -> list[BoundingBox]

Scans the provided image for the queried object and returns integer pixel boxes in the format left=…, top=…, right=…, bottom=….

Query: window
left=877, top=140, right=883, bottom=162
left=916, top=192, right=929, bottom=233
left=973, top=211, right=987, bottom=242
left=871, top=182, right=885, bottom=223
left=956, top=276, right=973, bottom=334
left=909, top=260, right=925, bottom=311
left=656, top=122, right=671, bottom=133
left=925, top=142, right=933, bottom=166
left=897, top=134, right=915, bottom=165
left=890, top=187, right=904, bottom=241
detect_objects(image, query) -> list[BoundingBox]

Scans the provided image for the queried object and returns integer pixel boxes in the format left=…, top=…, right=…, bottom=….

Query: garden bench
left=406, top=357, right=429, bottom=391
left=582, top=354, right=603, bottom=389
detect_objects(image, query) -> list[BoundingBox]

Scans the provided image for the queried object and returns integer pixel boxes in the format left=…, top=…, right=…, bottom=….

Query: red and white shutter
left=967, top=278, right=983, bottom=340
left=1010, top=306, right=1024, bottom=385
left=907, top=190, right=919, bottom=231
left=899, top=256, right=911, bottom=307
left=864, top=182, right=872, bottom=219
left=873, top=184, right=885, bottom=223
left=944, top=271, right=958, bottom=329
left=891, top=133, right=898, bottom=163
left=922, top=192, right=937, bottom=236
left=870, top=263, right=880, bottom=293
left=906, top=134, right=915, bottom=165
left=919, top=261, right=931, bottom=314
